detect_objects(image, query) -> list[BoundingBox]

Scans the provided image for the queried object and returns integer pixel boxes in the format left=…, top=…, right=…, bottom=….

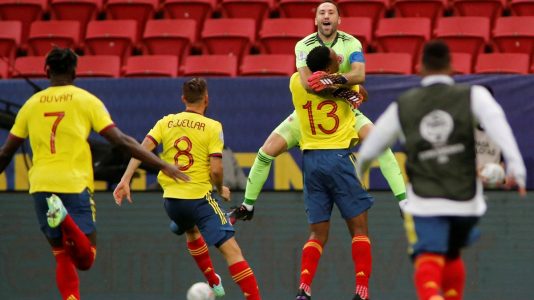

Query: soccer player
left=235, top=0, right=406, bottom=221
left=289, top=46, right=373, bottom=300
left=113, top=78, right=261, bottom=300
left=356, top=40, right=527, bottom=300
left=0, top=47, right=188, bottom=300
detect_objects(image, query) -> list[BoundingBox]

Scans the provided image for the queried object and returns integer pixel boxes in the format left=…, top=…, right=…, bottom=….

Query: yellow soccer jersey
left=290, top=73, right=358, bottom=150
left=9, top=85, right=114, bottom=193
left=147, top=111, right=224, bottom=199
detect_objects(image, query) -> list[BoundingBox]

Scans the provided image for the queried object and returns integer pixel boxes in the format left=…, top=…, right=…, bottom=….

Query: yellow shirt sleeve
left=147, top=118, right=164, bottom=144
left=87, top=96, right=114, bottom=133
left=208, top=122, right=224, bottom=155
left=9, top=102, right=30, bottom=139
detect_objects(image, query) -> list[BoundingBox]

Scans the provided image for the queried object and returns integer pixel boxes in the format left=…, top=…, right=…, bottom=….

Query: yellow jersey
left=10, top=85, right=114, bottom=193
left=147, top=111, right=224, bottom=199
left=290, top=73, right=358, bottom=150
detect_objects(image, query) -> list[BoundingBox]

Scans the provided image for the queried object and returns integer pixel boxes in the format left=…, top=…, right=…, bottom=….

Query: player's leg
left=33, top=193, right=81, bottom=300
left=297, top=221, right=330, bottom=299
left=404, top=214, right=449, bottom=300
left=244, top=113, right=300, bottom=205
left=345, top=212, right=371, bottom=300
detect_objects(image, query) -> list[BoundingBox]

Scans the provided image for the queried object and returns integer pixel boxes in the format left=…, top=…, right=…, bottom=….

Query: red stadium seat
left=259, top=18, right=314, bottom=54
left=393, top=0, right=445, bottom=25
left=0, top=0, right=45, bottom=45
left=338, top=0, right=387, bottom=28
left=106, top=0, right=158, bottom=44
left=50, top=0, right=102, bottom=36
left=450, top=52, right=472, bottom=74
left=85, top=20, right=137, bottom=61
left=375, top=18, right=431, bottom=58
left=124, top=55, right=179, bottom=77
left=27, top=21, right=81, bottom=56
left=182, top=55, right=237, bottom=76
left=337, top=17, right=373, bottom=51
left=0, top=21, right=21, bottom=64
left=77, top=55, right=121, bottom=78
left=510, top=0, right=534, bottom=16
left=493, top=17, right=534, bottom=55
left=365, top=53, right=413, bottom=74
left=452, top=0, right=504, bottom=24
left=0, top=59, right=8, bottom=78
left=240, top=54, right=295, bottom=76
left=163, top=0, right=215, bottom=40
left=221, top=0, right=270, bottom=30
left=475, top=53, right=529, bottom=74
left=143, top=19, right=196, bottom=61
left=201, top=19, right=255, bottom=58
left=12, top=56, right=46, bottom=78
left=434, top=17, right=490, bottom=57
left=279, top=0, right=322, bottom=18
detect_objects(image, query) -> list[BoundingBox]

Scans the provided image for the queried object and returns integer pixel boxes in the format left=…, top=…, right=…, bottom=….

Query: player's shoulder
left=297, top=32, right=319, bottom=47
left=289, top=72, right=301, bottom=91
left=338, top=31, right=360, bottom=44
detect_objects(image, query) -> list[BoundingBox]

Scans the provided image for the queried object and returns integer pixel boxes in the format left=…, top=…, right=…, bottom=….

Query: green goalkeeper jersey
left=295, top=30, right=365, bottom=73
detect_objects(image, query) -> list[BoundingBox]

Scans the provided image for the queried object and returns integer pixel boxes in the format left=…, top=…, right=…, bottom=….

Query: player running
left=113, top=78, right=261, bottom=300
left=0, top=47, right=188, bottom=300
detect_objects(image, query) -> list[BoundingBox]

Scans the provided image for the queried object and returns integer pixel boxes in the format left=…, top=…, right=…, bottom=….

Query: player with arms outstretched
left=0, top=47, right=187, bottom=300
left=113, top=78, right=261, bottom=300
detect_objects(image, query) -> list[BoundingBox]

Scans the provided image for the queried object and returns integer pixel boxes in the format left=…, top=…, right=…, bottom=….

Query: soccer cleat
left=210, top=274, right=225, bottom=297
left=169, top=221, right=184, bottom=236
left=353, top=294, right=369, bottom=300
left=46, top=194, right=67, bottom=228
left=296, top=289, right=311, bottom=300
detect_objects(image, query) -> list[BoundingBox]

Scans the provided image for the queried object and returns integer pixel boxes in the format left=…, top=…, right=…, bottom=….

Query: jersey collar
left=316, top=32, right=339, bottom=48
left=421, top=75, right=454, bottom=87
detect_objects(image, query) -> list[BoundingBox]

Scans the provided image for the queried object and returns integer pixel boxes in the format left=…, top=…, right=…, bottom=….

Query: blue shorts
left=302, top=149, right=374, bottom=224
left=164, top=192, right=235, bottom=247
left=32, top=189, right=96, bottom=239
left=404, top=215, right=480, bottom=258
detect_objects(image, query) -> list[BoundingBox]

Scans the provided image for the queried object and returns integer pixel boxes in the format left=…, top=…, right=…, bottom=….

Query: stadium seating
left=510, top=0, right=534, bottom=16
left=221, top=0, right=271, bottom=30
left=393, top=0, right=445, bottom=27
left=84, top=20, right=137, bottom=61
left=338, top=0, right=387, bottom=28
left=337, top=17, right=373, bottom=51
left=493, top=17, right=534, bottom=55
left=50, top=0, right=101, bottom=36
left=124, top=55, right=179, bottom=77
left=0, top=21, right=21, bottom=64
left=201, top=19, right=256, bottom=58
left=182, top=55, right=237, bottom=76
left=27, top=21, right=81, bottom=56
left=77, top=55, right=121, bottom=78
left=375, top=18, right=431, bottom=59
left=0, top=0, right=46, bottom=45
left=163, top=0, right=215, bottom=40
left=259, top=18, right=314, bottom=54
left=12, top=56, right=46, bottom=78
left=279, top=0, right=322, bottom=18
left=366, top=53, right=413, bottom=74
left=475, top=53, right=530, bottom=74
left=450, top=52, right=473, bottom=74
left=143, top=19, right=196, bottom=60
left=0, top=59, right=7, bottom=78
left=452, top=0, right=504, bottom=24
left=105, top=0, right=158, bottom=43
left=434, top=17, right=490, bottom=57
left=240, top=54, right=295, bottom=76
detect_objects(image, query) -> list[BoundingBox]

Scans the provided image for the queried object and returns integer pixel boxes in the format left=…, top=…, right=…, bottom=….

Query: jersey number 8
left=174, top=136, right=194, bottom=171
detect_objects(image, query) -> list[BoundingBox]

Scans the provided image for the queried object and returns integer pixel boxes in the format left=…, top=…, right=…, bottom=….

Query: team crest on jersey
left=298, top=51, right=307, bottom=62
left=418, top=110, right=464, bottom=164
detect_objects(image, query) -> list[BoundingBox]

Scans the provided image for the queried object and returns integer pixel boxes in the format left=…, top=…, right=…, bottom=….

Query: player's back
left=148, top=111, right=224, bottom=199
left=290, top=73, right=358, bottom=150
left=11, top=85, right=114, bottom=193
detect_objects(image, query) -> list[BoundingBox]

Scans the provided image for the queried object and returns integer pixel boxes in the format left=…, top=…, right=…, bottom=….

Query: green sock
left=377, top=149, right=407, bottom=201
left=244, top=149, right=275, bottom=205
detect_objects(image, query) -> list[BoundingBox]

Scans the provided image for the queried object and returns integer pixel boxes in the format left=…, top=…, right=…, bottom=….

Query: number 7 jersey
left=147, top=111, right=224, bottom=199
left=290, top=72, right=358, bottom=150
left=10, top=85, right=115, bottom=193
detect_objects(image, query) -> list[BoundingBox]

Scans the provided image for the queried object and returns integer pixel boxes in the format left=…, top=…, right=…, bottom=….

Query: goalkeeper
left=233, top=0, right=406, bottom=222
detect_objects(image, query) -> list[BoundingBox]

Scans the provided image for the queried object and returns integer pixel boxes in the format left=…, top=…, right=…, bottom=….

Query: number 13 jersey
left=10, top=85, right=115, bottom=193
left=147, top=111, right=224, bottom=199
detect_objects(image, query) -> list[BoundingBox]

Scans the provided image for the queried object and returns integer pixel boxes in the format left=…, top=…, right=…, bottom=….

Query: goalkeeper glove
left=308, top=71, right=348, bottom=92
left=229, top=204, right=254, bottom=223
left=333, top=88, right=364, bottom=109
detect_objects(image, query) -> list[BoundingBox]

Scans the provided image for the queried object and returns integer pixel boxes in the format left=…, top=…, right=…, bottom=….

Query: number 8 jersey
left=147, top=111, right=224, bottom=199
left=290, top=72, right=358, bottom=150
left=10, top=85, right=115, bottom=193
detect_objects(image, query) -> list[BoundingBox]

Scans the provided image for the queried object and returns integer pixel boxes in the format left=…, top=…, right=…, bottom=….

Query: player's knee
left=310, top=232, right=329, bottom=245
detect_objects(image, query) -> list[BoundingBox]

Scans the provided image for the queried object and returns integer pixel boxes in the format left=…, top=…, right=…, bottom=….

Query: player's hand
left=333, top=88, right=364, bottom=109
left=113, top=180, right=131, bottom=206
left=504, top=174, right=527, bottom=197
left=219, top=186, right=231, bottom=201
left=229, top=204, right=254, bottom=222
left=308, top=71, right=348, bottom=92
left=161, top=163, right=190, bottom=182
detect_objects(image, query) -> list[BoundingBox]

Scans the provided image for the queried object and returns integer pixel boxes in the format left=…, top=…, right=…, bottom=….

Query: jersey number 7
left=44, top=111, right=65, bottom=154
